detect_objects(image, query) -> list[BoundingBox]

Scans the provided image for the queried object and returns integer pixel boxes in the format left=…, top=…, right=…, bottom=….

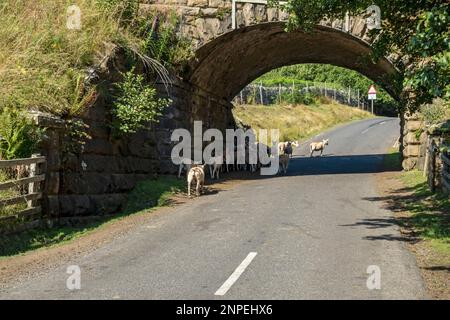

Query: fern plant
left=0, top=108, right=45, bottom=160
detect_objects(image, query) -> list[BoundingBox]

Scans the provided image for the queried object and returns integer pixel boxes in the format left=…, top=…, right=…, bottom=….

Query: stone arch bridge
left=39, top=1, right=408, bottom=218
left=144, top=0, right=400, bottom=99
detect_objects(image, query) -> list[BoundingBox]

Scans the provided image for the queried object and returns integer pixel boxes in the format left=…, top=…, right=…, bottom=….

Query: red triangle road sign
left=368, top=85, right=377, bottom=94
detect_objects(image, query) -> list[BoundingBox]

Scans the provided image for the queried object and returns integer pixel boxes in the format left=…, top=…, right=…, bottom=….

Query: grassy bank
left=382, top=149, right=449, bottom=256
left=399, top=170, right=450, bottom=256
left=0, top=0, right=133, bottom=115
left=0, top=176, right=185, bottom=257
left=233, top=100, right=374, bottom=142
left=380, top=150, right=449, bottom=298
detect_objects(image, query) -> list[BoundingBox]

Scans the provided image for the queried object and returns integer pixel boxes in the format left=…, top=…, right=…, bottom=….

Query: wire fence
left=234, top=82, right=375, bottom=113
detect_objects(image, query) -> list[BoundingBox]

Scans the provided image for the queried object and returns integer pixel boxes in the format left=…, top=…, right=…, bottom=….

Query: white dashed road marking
left=215, top=252, right=257, bottom=296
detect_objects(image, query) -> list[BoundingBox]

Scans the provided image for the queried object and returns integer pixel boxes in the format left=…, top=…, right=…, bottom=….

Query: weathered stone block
left=46, top=172, right=60, bottom=194
left=406, top=120, right=423, bottom=131
left=89, top=193, right=128, bottom=215
left=405, top=112, right=421, bottom=121
left=62, top=153, right=80, bottom=171
left=128, top=141, right=159, bottom=159
left=242, top=3, right=256, bottom=25
left=111, top=174, right=137, bottom=192
left=404, top=145, right=420, bottom=157
left=84, top=103, right=108, bottom=121
left=83, top=139, right=114, bottom=155
left=80, top=155, right=120, bottom=173
left=194, top=17, right=223, bottom=41
left=59, top=195, right=91, bottom=217
left=351, top=17, right=366, bottom=37
left=209, top=0, right=231, bottom=8
left=267, top=8, right=278, bottom=21
left=116, top=157, right=154, bottom=174
left=44, top=195, right=60, bottom=218
left=404, top=132, right=420, bottom=145
left=201, top=8, right=218, bottom=17
left=254, top=4, right=267, bottom=23
left=45, top=150, right=61, bottom=171
left=179, top=6, right=201, bottom=18
left=89, top=121, right=110, bottom=139
left=278, top=9, right=289, bottom=21
left=331, top=19, right=344, bottom=29
left=61, top=173, right=111, bottom=194
left=402, top=157, right=417, bottom=171
left=159, top=159, right=178, bottom=174
left=187, top=0, right=208, bottom=7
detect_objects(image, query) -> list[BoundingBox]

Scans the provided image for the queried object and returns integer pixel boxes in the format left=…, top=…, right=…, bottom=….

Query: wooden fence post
left=348, top=87, right=351, bottom=104
left=428, top=141, right=436, bottom=193
left=259, top=82, right=263, bottom=105
left=357, top=90, right=360, bottom=108
left=278, top=84, right=282, bottom=104
left=291, top=80, right=295, bottom=99
left=27, top=153, right=41, bottom=208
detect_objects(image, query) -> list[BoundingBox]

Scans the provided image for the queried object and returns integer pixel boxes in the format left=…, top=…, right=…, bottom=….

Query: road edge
left=376, top=153, right=449, bottom=300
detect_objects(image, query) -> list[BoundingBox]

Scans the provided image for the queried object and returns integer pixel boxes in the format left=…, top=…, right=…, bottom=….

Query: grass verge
left=379, top=150, right=449, bottom=298
left=399, top=170, right=450, bottom=256
left=0, top=176, right=185, bottom=257
left=383, top=149, right=449, bottom=256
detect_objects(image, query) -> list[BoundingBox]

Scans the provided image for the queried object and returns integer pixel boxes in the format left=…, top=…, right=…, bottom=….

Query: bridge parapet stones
left=141, top=1, right=373, bottom=48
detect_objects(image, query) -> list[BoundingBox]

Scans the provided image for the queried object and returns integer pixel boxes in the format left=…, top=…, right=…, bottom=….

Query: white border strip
left=214, top=252, right=258, bottom=296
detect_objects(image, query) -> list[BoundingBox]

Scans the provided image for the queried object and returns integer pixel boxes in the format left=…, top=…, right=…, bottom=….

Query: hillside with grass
left=0, top=0, right=190, bottom=160
left=233, top=99, right=374, bottom=142
left=253, top=64, right=399, bottom=116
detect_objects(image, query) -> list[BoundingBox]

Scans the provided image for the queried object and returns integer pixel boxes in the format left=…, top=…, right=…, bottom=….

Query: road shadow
left=339, top=174, right=449, bottom=247
left=286, top=153, right=400, bottom=176
left=198, top=153, right=401, bottom=186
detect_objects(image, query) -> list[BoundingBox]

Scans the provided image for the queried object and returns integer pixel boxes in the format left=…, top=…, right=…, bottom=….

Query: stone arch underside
left=187, top=23, right=400, bottom=102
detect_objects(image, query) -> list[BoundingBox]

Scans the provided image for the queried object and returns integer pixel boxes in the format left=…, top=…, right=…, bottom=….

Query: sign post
left=368, top=85, right=377, bottom=114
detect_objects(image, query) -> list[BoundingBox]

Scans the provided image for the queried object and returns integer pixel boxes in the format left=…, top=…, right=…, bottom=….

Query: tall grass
left=0, top=0, right=140, bottom=116
left=233, top=100, right=374, bottom=142
left=0, top=170, right=27, bottom=218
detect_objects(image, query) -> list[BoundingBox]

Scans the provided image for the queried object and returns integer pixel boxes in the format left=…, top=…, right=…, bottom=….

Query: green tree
left=271, top=0, right=449, bottom=111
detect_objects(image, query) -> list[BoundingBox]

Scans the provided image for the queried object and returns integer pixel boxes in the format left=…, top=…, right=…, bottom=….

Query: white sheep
left=310, top=139, right=329, bottom=157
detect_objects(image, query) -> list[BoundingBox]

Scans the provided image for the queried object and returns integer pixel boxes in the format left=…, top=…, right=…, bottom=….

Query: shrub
left=279, top=91, right=317, bottom=105
left=420, top=99, right=449, bottom=125
left=112, top=69, right=170, bottom=135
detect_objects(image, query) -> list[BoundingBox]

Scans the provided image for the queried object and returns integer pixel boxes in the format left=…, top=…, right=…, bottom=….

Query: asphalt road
left=0, top=117, right=428, bottom=299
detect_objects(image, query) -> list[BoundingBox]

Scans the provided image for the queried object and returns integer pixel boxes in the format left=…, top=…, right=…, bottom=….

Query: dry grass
left=0, top=170, right=26, bottom=217
left=233, top=101, right=374, bottom=142
left=0, top=0, right=140, bottom=115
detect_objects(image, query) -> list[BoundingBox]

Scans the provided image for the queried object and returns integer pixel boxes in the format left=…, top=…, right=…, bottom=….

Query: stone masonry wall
left=402, top=113, right=426, bottom=171
left=36, top=63, right=232, bottom=219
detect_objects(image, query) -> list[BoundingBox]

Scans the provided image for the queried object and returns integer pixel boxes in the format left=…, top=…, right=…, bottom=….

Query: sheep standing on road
left=187, top=165, right=206, bottom=197
left=278, top=141, right=299, bottom=158
left=279, top=154, right=290, bottom=174
left=209, top=155, right=223, bottom=180
left=310, top=139, right=329, bottom=157
left=178, top=158, right=200, bottom=178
